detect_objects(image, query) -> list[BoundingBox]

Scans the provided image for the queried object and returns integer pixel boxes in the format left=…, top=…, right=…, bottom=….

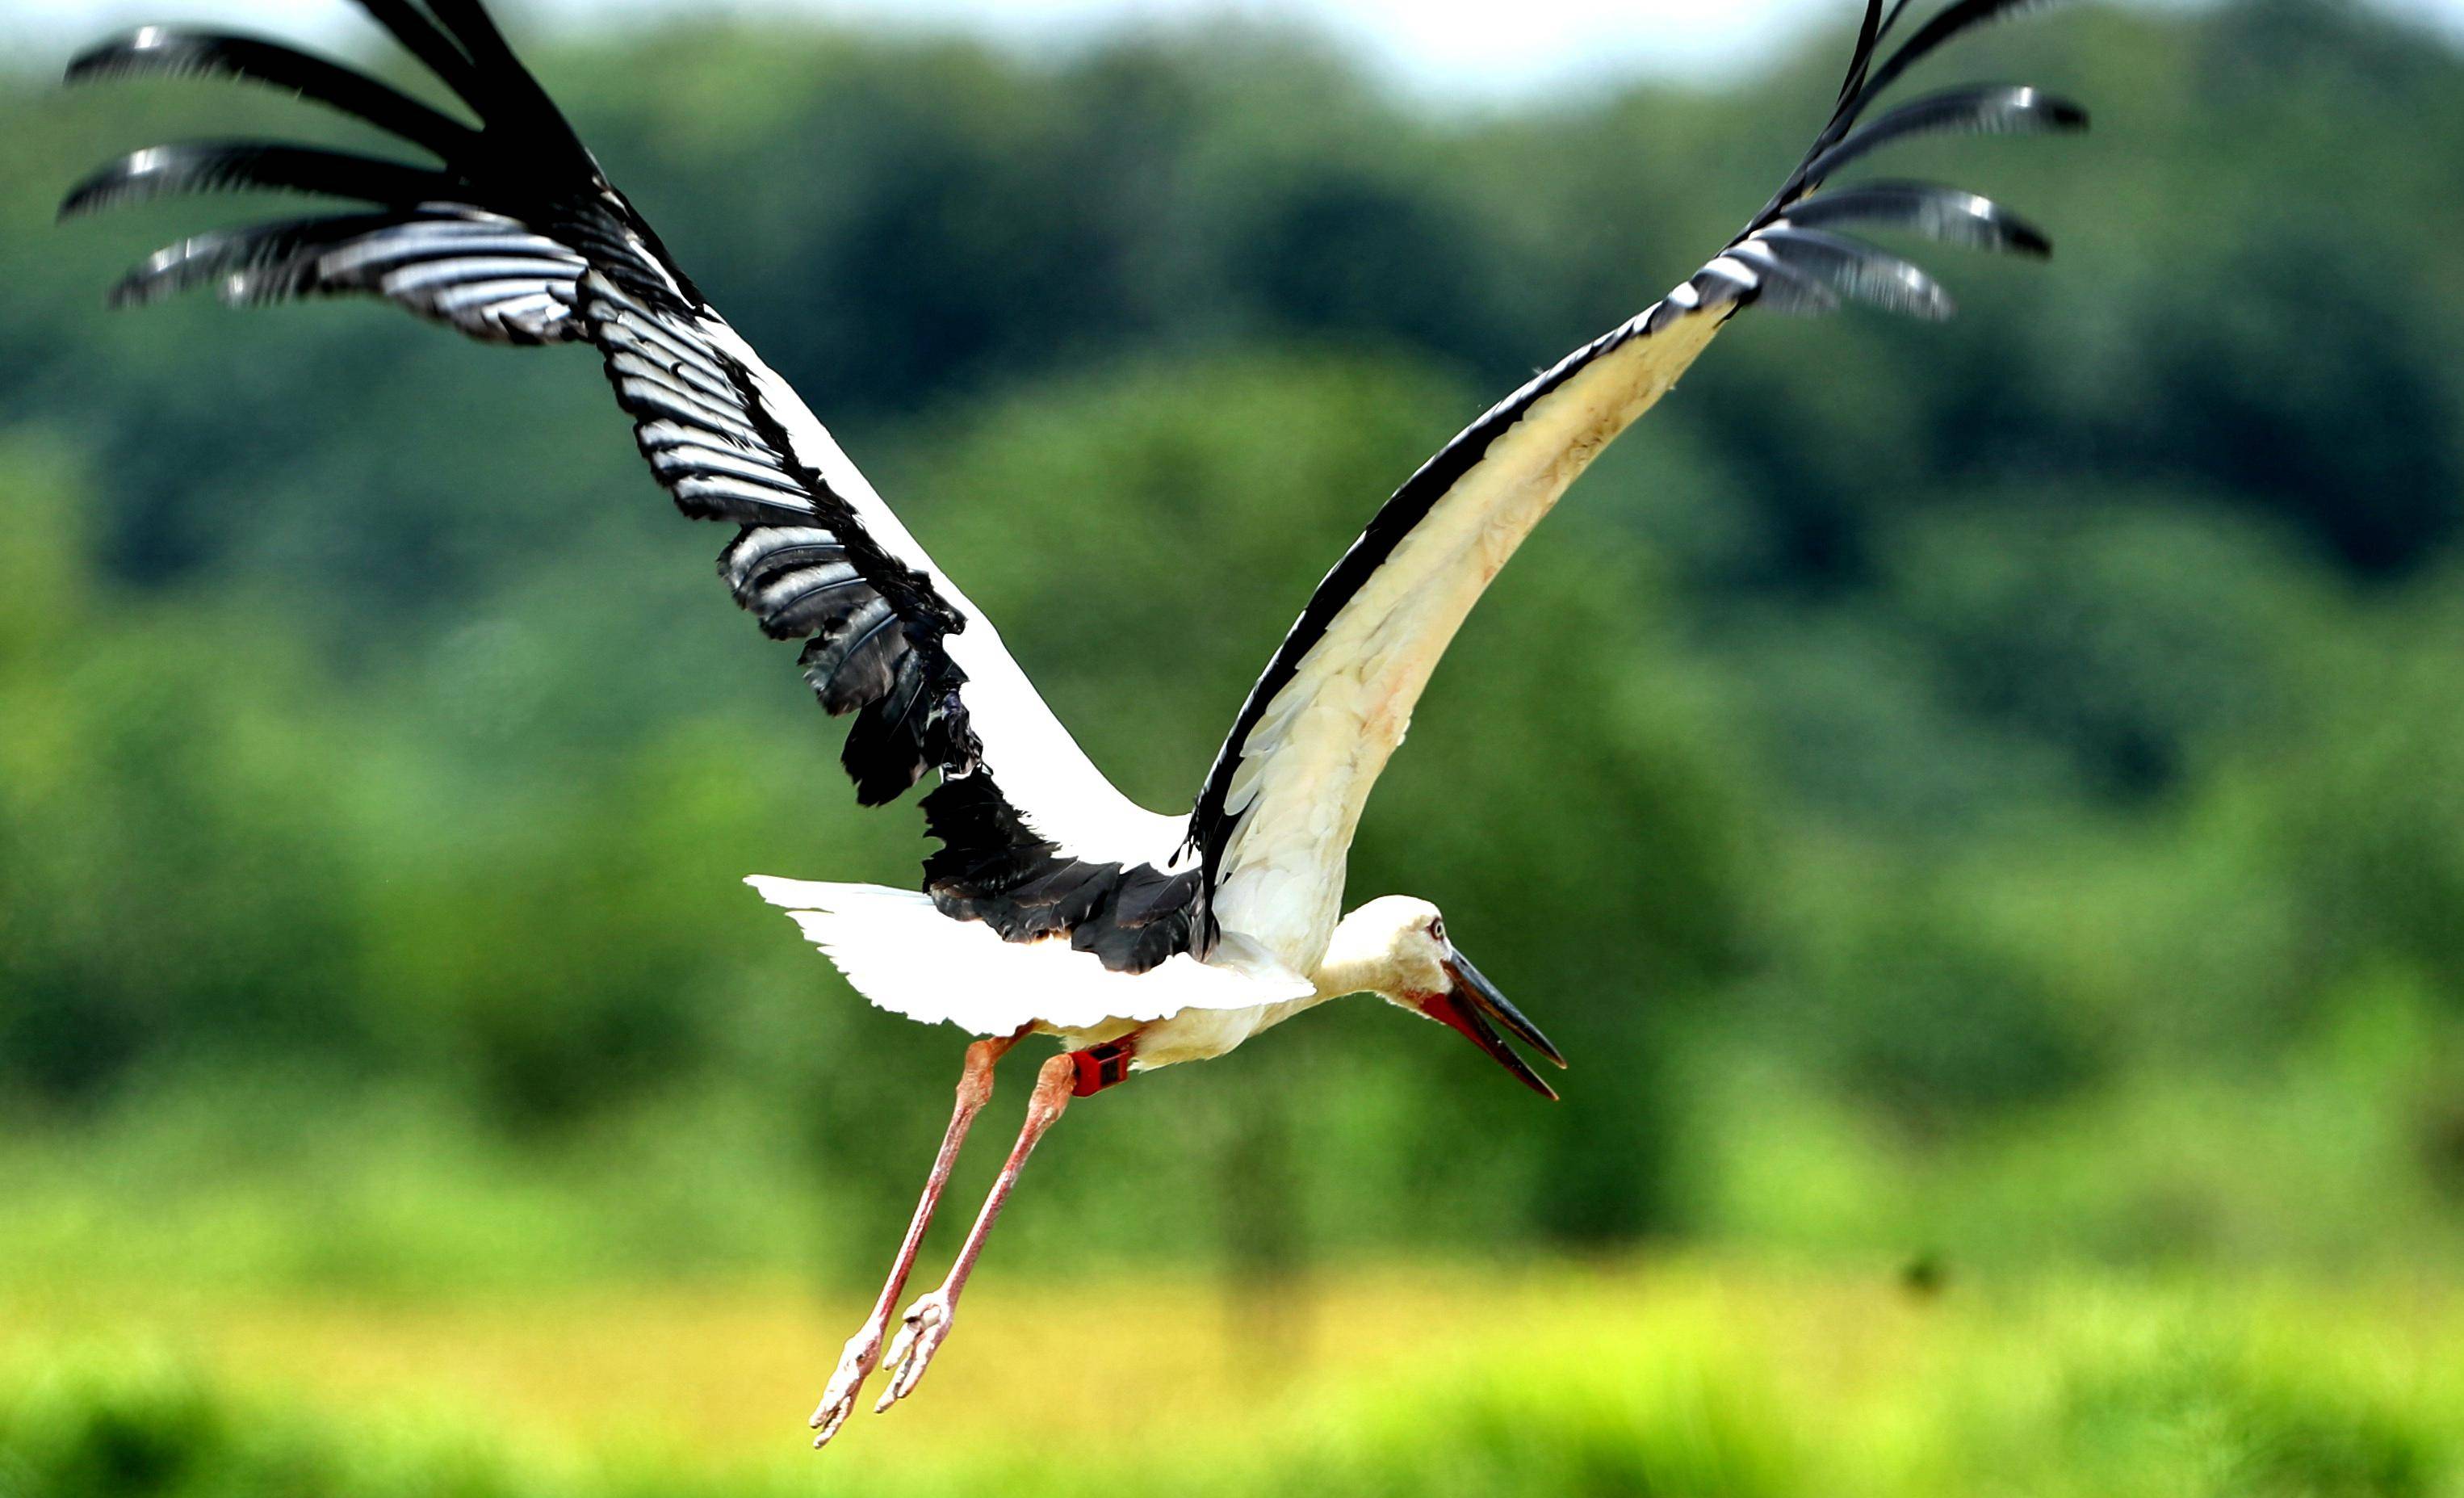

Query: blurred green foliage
left=2, top=0, right=2464, bottom=1297
left=8, top=1265, right=2463, bottom=1496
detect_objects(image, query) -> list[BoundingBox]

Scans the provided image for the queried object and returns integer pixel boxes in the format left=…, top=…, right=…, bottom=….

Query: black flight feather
left=65, top=30, right=476, bottom=159
left=60, top=141, right=458, bottom=219
left=1800, top=84, right=2085, bottom=185
left=1784, top=180, right=2050, bottom=257
left=1754, top=226, right=1953, bottom=319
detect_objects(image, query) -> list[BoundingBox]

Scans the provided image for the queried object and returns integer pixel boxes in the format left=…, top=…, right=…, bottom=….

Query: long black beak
left=1424, top=949, right=1568, bottom=1100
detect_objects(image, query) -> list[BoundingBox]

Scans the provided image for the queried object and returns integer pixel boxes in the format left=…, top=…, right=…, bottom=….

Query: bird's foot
left=810, top=1321, right=886, bottom=1448
left=874, top=1289, right=956, bottom=1412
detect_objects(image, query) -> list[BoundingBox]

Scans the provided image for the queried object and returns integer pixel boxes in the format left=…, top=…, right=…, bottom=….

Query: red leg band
left=1069, top=1040, right=1136, bottom=1097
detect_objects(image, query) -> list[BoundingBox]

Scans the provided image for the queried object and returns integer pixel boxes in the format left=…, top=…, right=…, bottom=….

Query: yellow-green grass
left=6, top=1260, right=2462, bottom=1496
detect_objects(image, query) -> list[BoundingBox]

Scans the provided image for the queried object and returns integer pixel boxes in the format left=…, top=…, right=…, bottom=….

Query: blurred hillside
left=4, top=0, right=2464, bottom=1303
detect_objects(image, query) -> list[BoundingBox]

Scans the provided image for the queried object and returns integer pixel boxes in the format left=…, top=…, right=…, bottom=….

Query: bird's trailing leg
left=874, top=1039, right=1133, bottom=1413
left=810, top=1027, right=1025, bottom=1448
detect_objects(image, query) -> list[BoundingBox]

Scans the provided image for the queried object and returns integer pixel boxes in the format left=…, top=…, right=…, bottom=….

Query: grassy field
left=6, top=1258, right=2461, bottom=1496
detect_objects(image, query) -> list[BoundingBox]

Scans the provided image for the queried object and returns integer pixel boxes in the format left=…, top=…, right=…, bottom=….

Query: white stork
left=62, top=0, right=2083, bottom=1442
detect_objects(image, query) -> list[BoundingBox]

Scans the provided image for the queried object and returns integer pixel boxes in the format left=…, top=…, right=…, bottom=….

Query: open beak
left=1422, top=949, right=1569, bottom=1100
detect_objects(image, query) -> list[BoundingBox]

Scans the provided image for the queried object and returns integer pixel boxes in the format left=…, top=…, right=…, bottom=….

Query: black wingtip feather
left=99, top=213, right=379, bottom=307
left=417, top=0, right=593, bottom=162
left=350, top=0, right=490, bottom=115
left=421, top=0, right=523, bottom=75
left=1786, top=180, right=2055, bottom=259
left=1803, top=83, right=2087, bottom=187
left=1730, top=243, right=1842, bottom=317
left=1757, top=226, right=1955, bottom=319
left=60, top=141, right=456, bottom=223
left=64, top=28, right=476, bottom=158
left=1853, top=0, right=2072, bottom=117
left=1833, top=0, right=1888, bottom=110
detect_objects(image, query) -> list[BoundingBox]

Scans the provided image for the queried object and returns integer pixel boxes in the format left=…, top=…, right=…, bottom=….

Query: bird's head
left=1330, top=896, right=1567, bottom=1099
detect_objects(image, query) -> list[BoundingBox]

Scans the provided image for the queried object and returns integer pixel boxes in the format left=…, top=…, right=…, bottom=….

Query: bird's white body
left=746, top=878, right=1312, bottom=1040
left=748, top=879, right=1458, bottom=1068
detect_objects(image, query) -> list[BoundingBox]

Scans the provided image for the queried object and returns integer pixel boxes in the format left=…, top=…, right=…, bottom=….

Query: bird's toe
left=875, top=1290, right=956, bottom=1412
left=811, top=1323, right=886, bottom=1447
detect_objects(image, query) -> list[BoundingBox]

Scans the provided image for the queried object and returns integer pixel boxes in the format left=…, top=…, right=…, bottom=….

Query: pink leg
left=874, top=1048, right=1106, bottom=1412
left=810, top=1030, right=1022, bottom=1448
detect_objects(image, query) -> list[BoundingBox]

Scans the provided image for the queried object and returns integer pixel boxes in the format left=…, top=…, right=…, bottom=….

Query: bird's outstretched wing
left=62, top=0, right=1204, bottom=972
left=1185, top=0, right=2085, bottom=971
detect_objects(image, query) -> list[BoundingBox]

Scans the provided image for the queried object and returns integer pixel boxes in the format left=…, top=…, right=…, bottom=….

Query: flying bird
left=61, top=0, right=2083, bottom=1443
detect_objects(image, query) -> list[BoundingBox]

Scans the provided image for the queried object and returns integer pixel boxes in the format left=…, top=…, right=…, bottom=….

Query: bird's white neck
left=1125, top=900, right=1445, bottom=1071
left=1306, top=907, right=1421, bottom=1001
left=1180, top=922, right=1394, bottom=1063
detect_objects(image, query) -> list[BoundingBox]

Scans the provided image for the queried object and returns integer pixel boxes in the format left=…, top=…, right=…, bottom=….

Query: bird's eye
left=1429, top=917, right=1446, bottom=942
